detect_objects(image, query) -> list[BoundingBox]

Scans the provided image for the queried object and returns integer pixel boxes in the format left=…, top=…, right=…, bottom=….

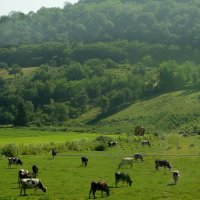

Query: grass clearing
left=0, top=129, right=200, bottom=199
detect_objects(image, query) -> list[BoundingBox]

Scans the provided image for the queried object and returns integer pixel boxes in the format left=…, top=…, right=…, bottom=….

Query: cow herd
left=7, top=156, right=46, bottom=196
left=5, top=139, right=181, bottom=198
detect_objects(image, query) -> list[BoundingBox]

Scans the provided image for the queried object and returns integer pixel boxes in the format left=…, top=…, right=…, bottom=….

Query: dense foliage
left=0, top=0, right=200, bottom=127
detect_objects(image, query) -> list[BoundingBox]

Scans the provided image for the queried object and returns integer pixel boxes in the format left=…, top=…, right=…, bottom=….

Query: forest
left=0, top=0, right=200, bottom=128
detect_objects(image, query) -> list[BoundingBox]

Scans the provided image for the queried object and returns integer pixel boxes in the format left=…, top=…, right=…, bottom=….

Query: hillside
left=0, top=0, right=200, bottom=130
left=89, top=90, right=200, bottom=134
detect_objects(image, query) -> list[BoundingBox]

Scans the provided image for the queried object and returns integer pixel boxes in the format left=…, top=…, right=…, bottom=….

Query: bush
left=94, top=135, right=112, bottom=143
left=94, top=144, right=107, bottom=151
left=1, top=144, right=18, bottom=157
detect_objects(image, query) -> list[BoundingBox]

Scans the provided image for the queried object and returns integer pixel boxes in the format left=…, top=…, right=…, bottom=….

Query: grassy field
left=0, top=129, right=200, bottom=199
left=94, top=90, right=200, bottom=133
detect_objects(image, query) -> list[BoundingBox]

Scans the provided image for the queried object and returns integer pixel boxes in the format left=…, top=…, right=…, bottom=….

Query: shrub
left=94, top=144, right=107, bottom=151
left=1, top=144, right=18, bottom=157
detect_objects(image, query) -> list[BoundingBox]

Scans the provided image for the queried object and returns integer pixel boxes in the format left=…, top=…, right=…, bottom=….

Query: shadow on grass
left=167, top=183, right=176, bottom=186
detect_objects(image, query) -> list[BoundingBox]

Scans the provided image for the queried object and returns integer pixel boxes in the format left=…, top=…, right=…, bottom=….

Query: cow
left=18, top=169, right=29, bottom=187
left=118, top=157, right=134, bottom=169
left=141, top=140, right=151, bottom=147
left=133, top=153, right=143, bottom=162
left=8, top=157, right=22, bottom=168
left=172, top=170, right=180, bottom=185
left=108, top=141, right=118, bottom=147
left=20, top=178, right=47, bottom=196
left=81, top=156, right=88, bottom=167
left=32, top=165, right=39, bottom=177
left=115, top=172, right=133, bottom=187
left=52, top=148, right=57, bottom=159
left=18, top=165, right=39, bottom=188
left=89, top=181, right=109, bottom=199
left=155, top=159, right=172, bottom=170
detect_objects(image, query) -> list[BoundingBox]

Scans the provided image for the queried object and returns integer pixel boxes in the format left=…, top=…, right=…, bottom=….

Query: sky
left=0, top=0, right=79, bottom=16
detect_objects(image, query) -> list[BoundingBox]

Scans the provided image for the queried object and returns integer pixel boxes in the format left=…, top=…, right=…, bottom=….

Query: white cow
left=172, top=170, right=180, bottom=185
left=20, top=178, right=47, bottom=196
left=118, top=157, right=134, bottom=169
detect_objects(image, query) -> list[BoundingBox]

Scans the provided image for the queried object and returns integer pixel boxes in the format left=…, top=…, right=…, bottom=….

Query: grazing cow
left=155, top=159, right=172, bottom=170
left=81, top=156, right=88, bottom=167
left=20, top=178, right=47, bottom=196
left=8, top=157, right=22, bottom=168
left=108, top=141, right=118, bottom=147
left=115, top=172, right=133, bottom=187
left=89, top=181, right=109, bottom=199
left=52, top=149, right=57, bottom=159
left=18, top=169, right=29, bottom=187
left=32, top=165, right=39, bottom=177
left=134, top=153, right=143, bottom=162
left=118, top=157, right=134, bottom=169
left=141, top=140, right=151, bottom=147
left=18, top=165, right=39, bottom=187
left=172, top=170, right=180, bottom=185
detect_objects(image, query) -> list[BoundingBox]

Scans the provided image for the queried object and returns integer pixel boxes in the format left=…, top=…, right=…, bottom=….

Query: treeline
left=1, top=0, right=200, bottom=47
left=0, top=41, right=200, bottom=68
left=0, top=59, right=200, bottom=126
left=0, top=0, right=200, bottom=67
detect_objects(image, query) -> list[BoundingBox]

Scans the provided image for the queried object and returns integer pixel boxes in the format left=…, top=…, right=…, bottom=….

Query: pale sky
left=0, top=0, right=79, bottom=16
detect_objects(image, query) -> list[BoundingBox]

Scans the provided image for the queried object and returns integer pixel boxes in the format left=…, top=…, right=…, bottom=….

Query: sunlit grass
left=0, top=129, right=200, bottom=199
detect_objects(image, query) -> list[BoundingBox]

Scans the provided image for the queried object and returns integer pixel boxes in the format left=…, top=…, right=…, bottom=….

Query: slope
left=93, top=90, right=200, bottom=134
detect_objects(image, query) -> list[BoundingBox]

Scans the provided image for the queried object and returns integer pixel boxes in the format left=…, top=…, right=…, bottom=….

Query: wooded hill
left=0, top=0, right=200, bottom=133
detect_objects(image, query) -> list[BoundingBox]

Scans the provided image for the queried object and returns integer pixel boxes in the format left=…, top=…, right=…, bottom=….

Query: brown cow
left=89, top=181, right=109, bottom=199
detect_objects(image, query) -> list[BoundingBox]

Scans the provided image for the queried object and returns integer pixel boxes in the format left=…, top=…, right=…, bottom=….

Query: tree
left=14, top=103, right=27, bottom=126
left=0, top=62, right=8, bottom=69
left=99, top=95, right=110, bottom=114
left=9, top=64, right=23, bottom=77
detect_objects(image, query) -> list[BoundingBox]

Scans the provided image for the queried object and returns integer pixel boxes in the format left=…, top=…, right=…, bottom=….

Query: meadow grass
left=0, top=129, right=200, bottom=199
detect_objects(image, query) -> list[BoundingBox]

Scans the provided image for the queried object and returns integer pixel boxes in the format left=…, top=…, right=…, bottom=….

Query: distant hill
left=86, top=90, right=200, bottom=134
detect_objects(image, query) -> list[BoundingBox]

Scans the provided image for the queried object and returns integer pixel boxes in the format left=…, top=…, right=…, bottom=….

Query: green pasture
left=0, top=129, right=200, bottom=199
left=0, top=128, right=99, bottom=145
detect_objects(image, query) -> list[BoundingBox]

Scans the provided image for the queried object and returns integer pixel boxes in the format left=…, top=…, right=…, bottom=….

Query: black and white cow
left=89, top=181, right=109, bottom=199
left=155, top=159, right=172, bottom=170
left=118, top=157, right=134, bottom=169
left=18, top=169, right=29, bottom=187
left=141, top=140, right=151, bottom=147
left=108, top=141, right=118, bottom=147
left=115, top=172, right=133, bottom=187
left=81, top=156, right=88, bottom=167
left=8, top=157, right=22, bottom=168
left=20, top=178, right=47, bottom=196
left=172, top=170, right=180, bottom=185
left=18, top=165, right=39, bottom=188
left=133, top=153, right=143, bottom=162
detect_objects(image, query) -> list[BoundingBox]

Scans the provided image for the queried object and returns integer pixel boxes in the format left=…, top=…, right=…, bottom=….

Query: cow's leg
left=115, top=180, right=118, bottom=187
left=93, top=189, right=96, bottom=199
left=24, top=188, right=27, bottom=196
left=89, top=188, right=94, bottom=199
